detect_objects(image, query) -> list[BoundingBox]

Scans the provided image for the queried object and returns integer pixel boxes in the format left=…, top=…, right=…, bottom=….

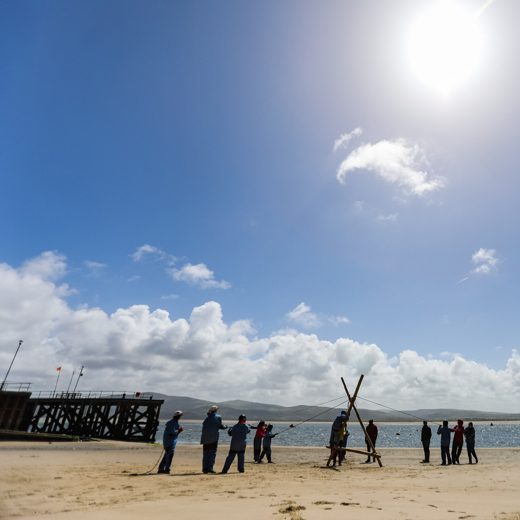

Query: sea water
left=156, top=420, right=520, bottom=448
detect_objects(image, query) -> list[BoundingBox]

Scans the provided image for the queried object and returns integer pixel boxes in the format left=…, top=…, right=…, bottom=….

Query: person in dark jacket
left=437, top=420, right=452, bottom=465
left=365, top=419, right=378, bottom=463
left=328, top=411, right=347, bottom=467
left=464, top=421, right=478, bottom=464
left=451, top=419, right=465, bottom=464
left=251, top=420, right=267, bottom=462
left=158, top=410, right=184, bottom=474
left=221, top=415, right=251, bottom=474
left=421, top=420, right=432, bottom=463
left=259, top=424, right=277, bottom=463
left=200, top=405, right=227, bottom=474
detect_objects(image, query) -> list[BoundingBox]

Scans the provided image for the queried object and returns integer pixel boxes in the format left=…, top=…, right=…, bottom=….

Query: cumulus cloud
left=472, top=248, right=499, bottom=275
left=333, top=127, right=363, bottom=152
left=336, top=136, right=445, bottom=196
left=1, top=252, right=519, bottom=411
left=169, top=263, right=231, bottom=290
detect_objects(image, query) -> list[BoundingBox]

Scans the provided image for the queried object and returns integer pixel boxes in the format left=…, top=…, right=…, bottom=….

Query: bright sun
left=407, top=1, right=483, bottom=96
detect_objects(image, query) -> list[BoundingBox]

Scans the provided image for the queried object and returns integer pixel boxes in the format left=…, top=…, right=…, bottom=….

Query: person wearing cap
left=221, top=414, right=251, bottom=474
left=200, top=405, right=227, bottom=474
left=158, top=411, right=184, bottom=474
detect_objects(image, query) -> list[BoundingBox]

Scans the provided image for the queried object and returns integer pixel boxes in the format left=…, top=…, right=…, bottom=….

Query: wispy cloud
left=287, top=302, right=350, bottom=329
left=471, top=248, right=499, bottom=275
left=328, top=315, right=351, bottom=326
left=169, top=263, right=231, bottom=290
left=160, top=294, right=179, bottom=301
left=132, top=244, right=173, bottom=263
left=132, top=244, right=230, bottom=290
left=335, top=134, right=445, bottom=196
left=458, top=247, right=500, bottom=283
left=376, top=212, right=398, bottom=222
left=287, top=302, right=321, bottom=328
left=84, top=260, right=106, bottom=276
left=333, top=127, right=363, bottom=152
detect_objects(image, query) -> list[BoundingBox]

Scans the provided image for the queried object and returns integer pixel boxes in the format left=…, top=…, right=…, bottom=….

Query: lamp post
left=0, top=340, right=23, bottom=391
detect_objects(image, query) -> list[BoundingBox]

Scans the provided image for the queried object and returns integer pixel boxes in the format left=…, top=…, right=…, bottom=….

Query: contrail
left=475, top=0, right=495, bottom=18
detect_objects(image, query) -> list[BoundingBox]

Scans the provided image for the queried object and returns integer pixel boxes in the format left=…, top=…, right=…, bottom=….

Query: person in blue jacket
left=221, top=414, right=251, bottom=474
left=158, top=410, right=184, bottom=474
left=437, top=420, right=452, bottom=465
left=200, top=405, right=227, bottom=474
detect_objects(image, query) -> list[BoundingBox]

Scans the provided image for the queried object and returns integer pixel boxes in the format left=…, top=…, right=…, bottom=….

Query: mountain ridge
left=153, top=393, right=520, bottom=422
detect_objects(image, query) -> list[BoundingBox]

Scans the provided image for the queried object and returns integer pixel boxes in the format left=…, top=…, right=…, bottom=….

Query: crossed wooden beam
left=327, top=375, right=383, bottom=467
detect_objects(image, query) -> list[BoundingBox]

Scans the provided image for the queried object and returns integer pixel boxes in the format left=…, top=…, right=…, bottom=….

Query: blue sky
left=1, top=1, right=519, bottom=409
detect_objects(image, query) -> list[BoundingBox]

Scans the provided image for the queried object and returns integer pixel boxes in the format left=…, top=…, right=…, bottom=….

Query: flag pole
left=0, top=340, right=24, bottom=391
left=72, top=365, right=84, bottom=394
left=66, top=370, right=76, bottom=395
left=53, top=367, right=62, bottom=397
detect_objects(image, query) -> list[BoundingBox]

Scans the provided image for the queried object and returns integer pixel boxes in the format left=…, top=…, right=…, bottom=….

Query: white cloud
left=169, top=263, right=231, bottom=290
left=329, top=315, right=351, bottom=326
left=471, top=248, right=499, bottom=275
left=286, top=302, right=321, bottom=328
left=1, top=253, right=519, bottom=411
left=287, top=303, right=350, bottom=329
left=84, top=260, right=106, bottom=276
left=132, top=245, right=229, bottom=290
left=376, top=213, right=398, bottom=222
left=132, top=244, right=172, bottom=263
left=21, top=251, right=67, bottom=281
left=160, top=294, right=179, bottom=301
left=333, top=127, right=363, bottom=152
left=336, top=137, right=445, bottom=196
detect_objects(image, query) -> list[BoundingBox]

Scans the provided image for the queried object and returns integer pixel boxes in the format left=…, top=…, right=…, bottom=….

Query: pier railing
left=30, top=390, right=155, bottom=399
left=0, top=382, right=32, bottom=392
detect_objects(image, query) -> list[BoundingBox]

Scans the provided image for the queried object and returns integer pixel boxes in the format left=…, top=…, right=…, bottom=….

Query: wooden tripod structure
left=327, top=374, right=383, bottom=467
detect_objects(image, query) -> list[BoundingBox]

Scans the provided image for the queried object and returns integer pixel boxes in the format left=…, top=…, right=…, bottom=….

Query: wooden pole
left=341, top=376, right=383, bottom=467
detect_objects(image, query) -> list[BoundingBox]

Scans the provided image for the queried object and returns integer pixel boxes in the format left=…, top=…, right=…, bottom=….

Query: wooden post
left=341, top=376, right=383, bottom=467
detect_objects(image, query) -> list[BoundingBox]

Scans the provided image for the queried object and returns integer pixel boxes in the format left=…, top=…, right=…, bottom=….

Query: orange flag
left=56, top=366, right=62, bottom=372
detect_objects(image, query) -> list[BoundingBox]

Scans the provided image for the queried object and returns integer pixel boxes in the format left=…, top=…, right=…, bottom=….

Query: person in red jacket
left=365, top=419, right=378, bottom=463
left=451, top=419, right=465, bottom=464
left=251, top=420, right=267, bottom=463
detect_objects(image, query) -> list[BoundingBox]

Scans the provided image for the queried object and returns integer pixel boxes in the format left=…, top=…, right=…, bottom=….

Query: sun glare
left=407, top=2, right=483, bottom=96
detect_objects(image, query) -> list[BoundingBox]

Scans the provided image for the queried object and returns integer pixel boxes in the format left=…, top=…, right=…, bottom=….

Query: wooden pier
left=1, top=389, right=163, bottom=443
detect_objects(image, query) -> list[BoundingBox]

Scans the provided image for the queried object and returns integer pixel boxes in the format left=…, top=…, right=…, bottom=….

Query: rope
left=356, top=394, right=441, bottom=426
left=129, top=447, right=165, bottom=476
left=276, top=397, right=350, bottom=436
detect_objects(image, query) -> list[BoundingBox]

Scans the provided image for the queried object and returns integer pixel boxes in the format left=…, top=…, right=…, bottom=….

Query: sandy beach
left=1, top=442, right=519, bottom=520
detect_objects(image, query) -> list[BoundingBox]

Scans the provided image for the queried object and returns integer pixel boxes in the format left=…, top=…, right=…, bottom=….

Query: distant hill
left=153, top=393, right=520, bottom=422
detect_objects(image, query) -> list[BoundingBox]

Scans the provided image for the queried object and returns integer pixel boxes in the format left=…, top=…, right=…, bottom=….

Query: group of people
left=158, top=406, right=278, bottom=475
left=422, top=419, right=479, bottom=465
left=158, top=407, right=480, bottom=475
